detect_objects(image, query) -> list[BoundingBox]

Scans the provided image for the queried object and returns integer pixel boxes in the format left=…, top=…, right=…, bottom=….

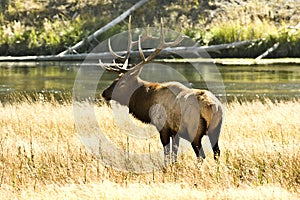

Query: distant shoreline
left=157, top=58, right=300, bottom=66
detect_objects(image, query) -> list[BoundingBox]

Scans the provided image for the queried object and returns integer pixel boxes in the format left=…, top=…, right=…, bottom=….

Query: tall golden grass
left=0, top=99, right=299, bottom=199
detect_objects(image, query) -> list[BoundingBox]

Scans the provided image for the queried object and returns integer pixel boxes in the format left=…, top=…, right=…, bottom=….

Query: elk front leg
left=159, top=128, right=171, bottom=166
left=212, top=142, right=220, bottom=160
left=171, top=134, right=180, bottom=162
left=191, top=137, right=205, bottom=159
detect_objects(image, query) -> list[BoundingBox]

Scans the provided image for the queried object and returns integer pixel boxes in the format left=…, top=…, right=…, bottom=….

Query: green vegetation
left=195, top=23, right=300, bottom=58
left=0, top=0, right=131, bottom=55
left=0, top=0, right=300, bottom=57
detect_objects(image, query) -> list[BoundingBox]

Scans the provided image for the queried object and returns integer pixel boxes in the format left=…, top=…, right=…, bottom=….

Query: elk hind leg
left=191, top=119, right=207, bottom=159
left=208, top=119, right=222, bottom=160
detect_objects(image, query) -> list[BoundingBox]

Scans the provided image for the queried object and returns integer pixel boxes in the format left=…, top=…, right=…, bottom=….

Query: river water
left=0, top=61, right=299, bottom=103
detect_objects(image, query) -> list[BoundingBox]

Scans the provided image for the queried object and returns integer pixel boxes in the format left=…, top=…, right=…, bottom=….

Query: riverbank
left=0, top=99, right=299, bottom=198
left=159, top=58, right=300, bottom=66
left=1, top=0, right=300, bottom=57
left=1, top=56, right=300, bottom=66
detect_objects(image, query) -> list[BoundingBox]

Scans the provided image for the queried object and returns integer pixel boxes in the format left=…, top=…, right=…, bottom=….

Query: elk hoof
left=195, top=157, right=204, bottom=169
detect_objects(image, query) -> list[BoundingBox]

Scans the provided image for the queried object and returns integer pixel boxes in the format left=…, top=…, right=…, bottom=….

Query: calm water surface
left=0, top=62, right=299, bottom=102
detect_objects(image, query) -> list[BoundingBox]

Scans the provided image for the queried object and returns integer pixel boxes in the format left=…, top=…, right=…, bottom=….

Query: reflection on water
left=0, top=62, right=79, bottom=94
left=0, top=62, right=299, bottom=103
left=219, top=65, right=300, bottom=100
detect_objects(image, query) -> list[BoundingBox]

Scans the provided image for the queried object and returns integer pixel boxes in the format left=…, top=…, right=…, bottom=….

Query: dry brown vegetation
left=0, top=99, right=299, bottom=199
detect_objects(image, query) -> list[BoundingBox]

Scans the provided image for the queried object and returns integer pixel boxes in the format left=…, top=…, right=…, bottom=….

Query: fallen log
left=0, top=40, right=253, bottom=62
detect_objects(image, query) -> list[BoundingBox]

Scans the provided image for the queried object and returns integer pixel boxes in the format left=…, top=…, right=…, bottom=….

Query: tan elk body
left=101, top=18, right=223, bottom=161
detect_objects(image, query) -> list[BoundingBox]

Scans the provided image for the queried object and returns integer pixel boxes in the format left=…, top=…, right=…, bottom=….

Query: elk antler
left=136, top=18, right=185, bottom=66
left=100, top=17, right=185, bottom=73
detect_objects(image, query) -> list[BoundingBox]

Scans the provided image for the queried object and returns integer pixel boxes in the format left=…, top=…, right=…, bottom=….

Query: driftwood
left=58, top=0, right=148, bottom=56
left=199, top=40, right=253, bottom=52
left=255, top=42, right=280, bottom=61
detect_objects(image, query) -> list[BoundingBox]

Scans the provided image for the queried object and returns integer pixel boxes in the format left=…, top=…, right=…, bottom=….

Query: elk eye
left=119, top=81, right=126, bottom=87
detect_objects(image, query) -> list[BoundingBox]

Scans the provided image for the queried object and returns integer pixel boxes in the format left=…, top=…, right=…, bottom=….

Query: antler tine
left=108, top=38, right=125, bottom=61
left=99, top=59, right=106, bottom=70
left=159, top=18, right=165, bottom=48
left=124, top=15, right=133, bottom=64
left=128, top=18, right=185, bottom=70
left=138, top=34, right=146, bottom=62
left=107, top=16, right=134, bottom=70
left=99, top=59, right=114, bottom=72
left=134, top=25, right=159, bottom=45
left=99, top=59, right=129, bottom=73
left=105, top=16, right=133, bottom=71
left=158, top=18, right=185, bottom=49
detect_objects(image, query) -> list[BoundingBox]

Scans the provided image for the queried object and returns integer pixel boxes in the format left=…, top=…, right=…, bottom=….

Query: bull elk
left=101, top=18, right=223, bottom=163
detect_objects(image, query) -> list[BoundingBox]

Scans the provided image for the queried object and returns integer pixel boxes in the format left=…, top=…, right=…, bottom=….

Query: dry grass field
left=0, top=98, right=299, bottom=199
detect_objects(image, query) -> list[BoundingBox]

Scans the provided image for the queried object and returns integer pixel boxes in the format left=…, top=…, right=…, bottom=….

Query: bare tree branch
left=57, top=0, right=148, bottom=56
